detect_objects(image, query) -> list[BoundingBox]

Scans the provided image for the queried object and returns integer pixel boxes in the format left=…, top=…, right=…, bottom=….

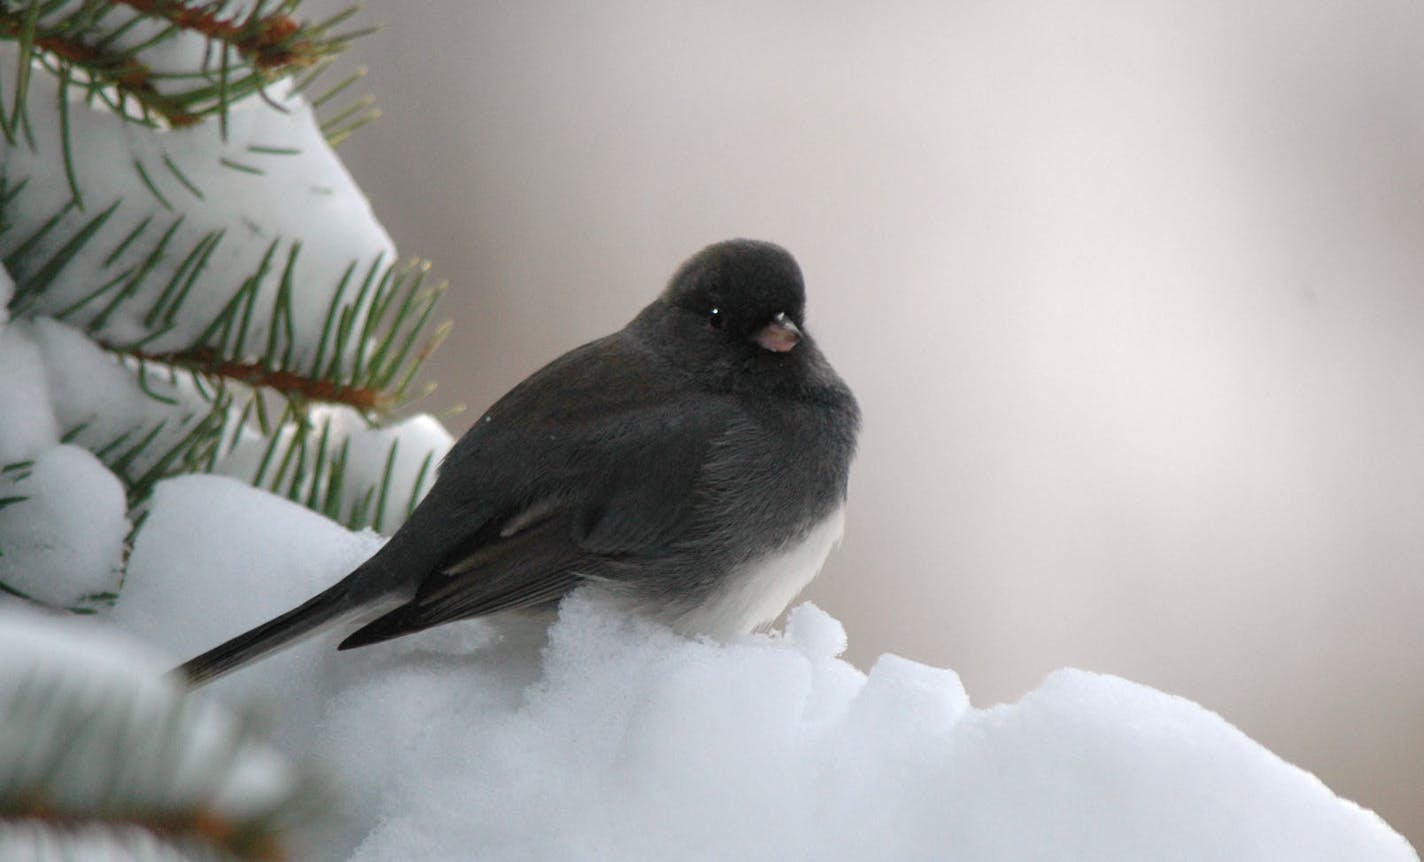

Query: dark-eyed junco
left=178, top=239, right=859, bottom=685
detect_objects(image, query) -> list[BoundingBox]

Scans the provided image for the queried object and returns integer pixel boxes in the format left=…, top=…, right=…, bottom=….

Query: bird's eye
left=708, top=307, right=725, bottom=330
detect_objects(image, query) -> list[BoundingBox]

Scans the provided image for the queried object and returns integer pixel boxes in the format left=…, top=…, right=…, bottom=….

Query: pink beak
left=754, top=313, right=802, bottom=353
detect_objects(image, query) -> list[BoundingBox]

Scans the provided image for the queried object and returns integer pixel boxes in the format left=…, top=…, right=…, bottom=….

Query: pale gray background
left=316, top=0, right=1423, bottom=846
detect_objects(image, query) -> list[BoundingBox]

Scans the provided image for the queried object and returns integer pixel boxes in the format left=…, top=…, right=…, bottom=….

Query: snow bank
left=113, top=474, right=385, bottom=728
left=102, top=474, right=1418, bottom=861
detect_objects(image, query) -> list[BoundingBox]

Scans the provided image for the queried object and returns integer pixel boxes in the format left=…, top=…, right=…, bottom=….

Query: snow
left=113, top=474, right=385, bottom=725
left=329, top=607, right=1417, bottom=862
left=306, top=410, right=451, bottom=534
left=93, top=473, right=1418, bottom=861
left=0, top=443, right=127, bottom=606
left=29, top=315, right=214, bottom=480
left=0, top=320, right=60, bottom=462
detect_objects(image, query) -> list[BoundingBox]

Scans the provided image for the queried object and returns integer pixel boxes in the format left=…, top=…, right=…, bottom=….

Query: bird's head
left=642, top=240, right=815, bottom=388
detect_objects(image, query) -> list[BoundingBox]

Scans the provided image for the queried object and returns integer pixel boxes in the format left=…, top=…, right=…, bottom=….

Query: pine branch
left=68, top=352, right=442, bottom=535
left=0, top=621, right=316, bottom=860
left=0, top=458, right=33, bottom=482
left=137, top=345, right=391, bottom=411
left=111, top=0, right=320, bottom=73
left=0, top=14, right=189, bottom=130
left=6, top=191, right=448, bottom=414
left=0, top=0, right=364, bottom=133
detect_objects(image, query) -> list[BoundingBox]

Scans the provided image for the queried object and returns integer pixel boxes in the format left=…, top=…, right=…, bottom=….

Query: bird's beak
left=754, top=312, right=801, bottom=353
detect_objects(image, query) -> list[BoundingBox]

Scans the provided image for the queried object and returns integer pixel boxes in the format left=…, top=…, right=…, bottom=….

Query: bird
left=176, top=239, right=860, bottom=686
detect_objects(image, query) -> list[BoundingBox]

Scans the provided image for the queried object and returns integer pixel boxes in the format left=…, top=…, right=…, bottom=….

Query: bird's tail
left=172, top=573, right=403, bottom=687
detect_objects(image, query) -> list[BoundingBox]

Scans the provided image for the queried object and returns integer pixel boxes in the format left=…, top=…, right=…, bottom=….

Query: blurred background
left=312, top=0, right=1423, bottom=846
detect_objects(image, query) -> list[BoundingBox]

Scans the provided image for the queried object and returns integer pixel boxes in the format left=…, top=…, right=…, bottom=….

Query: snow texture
left=0, top=320, right=60, bottom=462
left=114, top=475, right=385, bottom=697
left=99, top=475, right=1418, bottom=862
left=29, top=315, right=214, bottom=481
left=0, top=443, right=127, bottom=606
left=0, top=50, right=394, bottom=361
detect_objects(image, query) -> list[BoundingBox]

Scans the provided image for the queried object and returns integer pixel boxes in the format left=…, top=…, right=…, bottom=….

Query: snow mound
left=0, top=320, right=60, bottom=462
left=324, top=597, right=1416, bottom=862
left=0, top=444, right=127, bottom=606
left=113, top=474, right=385, bottom=718
left=102, top=475, right=1418, bottom=862
left=30, top=315, right=209, bottom=471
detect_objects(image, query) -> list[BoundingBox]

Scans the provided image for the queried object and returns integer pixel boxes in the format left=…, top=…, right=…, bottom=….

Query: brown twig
left=136, top=346, right=390, bottom=412
left=110, top=0, right=316, bottom=72
left=0, top=17, right=200, bottom=126
left=0, top=0, right=335, bottom=130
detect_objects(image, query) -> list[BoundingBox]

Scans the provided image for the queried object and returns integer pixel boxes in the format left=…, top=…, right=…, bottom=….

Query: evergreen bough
left=0, top=2, right=454, bottom=855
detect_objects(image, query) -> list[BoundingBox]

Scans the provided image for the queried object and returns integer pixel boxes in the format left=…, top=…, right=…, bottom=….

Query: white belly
left=675, top=505, right=846, bottom=638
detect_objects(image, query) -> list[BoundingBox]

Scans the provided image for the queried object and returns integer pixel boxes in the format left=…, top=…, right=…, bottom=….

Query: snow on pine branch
left=2, top=61, right=405, bottom=368
left=0, top=607, right=308, bottom=860
left=0, top=304, right=452, bottom=608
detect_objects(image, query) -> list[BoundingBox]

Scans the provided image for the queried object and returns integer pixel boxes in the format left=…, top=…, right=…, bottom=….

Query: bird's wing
left=340, top=335, right=738, bottom=647
left=433, top=332, right=735, bottom=557
left=566, top=402, right=725, bottom=555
